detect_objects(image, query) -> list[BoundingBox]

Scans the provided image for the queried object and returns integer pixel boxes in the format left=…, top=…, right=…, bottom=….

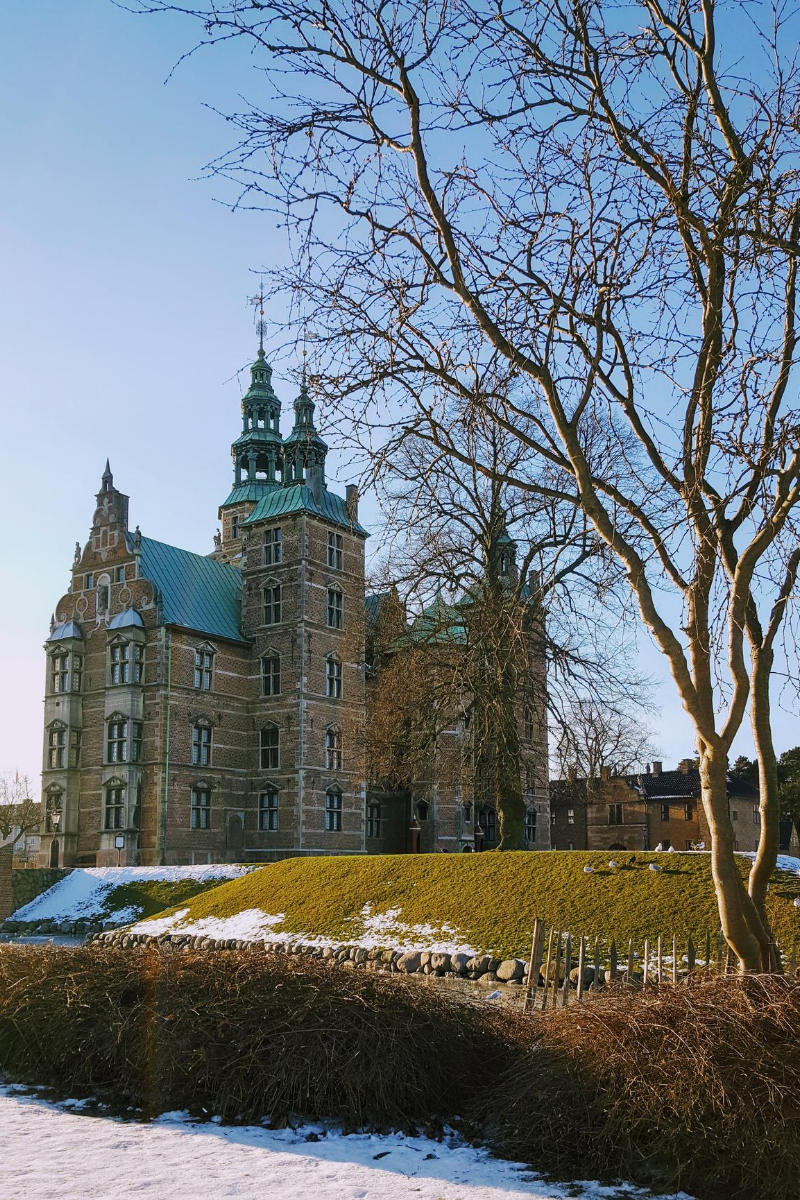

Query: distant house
left=550, top=759, right=761, bottom=852
left=0, top=803, right=42, bottom=867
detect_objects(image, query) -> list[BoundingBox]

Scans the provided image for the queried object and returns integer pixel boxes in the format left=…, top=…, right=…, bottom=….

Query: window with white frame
left=327, top=587, right=343, bottom=629
left=261, top=654, right=280, bottom=696
left=327, top=532, right=343, bottom=570
left=366, top=802, right=381, bottom=838
left=191, top=786, right=211, bottom=830
left=325, top=726, right=342, bottom=771
left=194, top=648, right=214, bottom=691
left=69, top=729, right=81, bottom=768
left=259, top=787, right=279, bottom=831
left=263, top=527, right=283, bottom=566
left=48, top=724, right=66, bottom=769
left=192, top=724, right=212, bottom=767
left=567, top=808, right=575, bottom=825
left=51, top=652, right=69, bottom=694
left=326, top=656, right=342, bottom=698
left=260, top=724, right=279, bottom=770
left=263, top=584, right=282, bottom=625
left=72, top=653, right=83, bottom=693
left=104, top=784, right=125, bottom=830
left=107, top=718, right=127, bottom=763
left=524, top=807, right=537, bottom=843
left=325, top=786, right=343, bottom=831
left=110, top=642, right=129, bottom=684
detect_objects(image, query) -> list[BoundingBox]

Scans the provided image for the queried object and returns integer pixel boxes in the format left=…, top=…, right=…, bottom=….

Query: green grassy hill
left=133, top=851, right=800, bottom=959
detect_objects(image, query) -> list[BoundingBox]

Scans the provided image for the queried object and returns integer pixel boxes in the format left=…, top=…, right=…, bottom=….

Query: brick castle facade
left=40, top=345, right=549, bottom=866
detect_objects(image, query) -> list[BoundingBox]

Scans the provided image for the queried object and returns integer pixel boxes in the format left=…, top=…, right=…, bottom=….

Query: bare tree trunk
left=701, top=747, right=765, bottom=972
left=748, top=647, right=782, bottom=969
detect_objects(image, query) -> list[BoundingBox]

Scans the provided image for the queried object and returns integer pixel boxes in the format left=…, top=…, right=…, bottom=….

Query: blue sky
left=0, top=1, right=792, bottom=796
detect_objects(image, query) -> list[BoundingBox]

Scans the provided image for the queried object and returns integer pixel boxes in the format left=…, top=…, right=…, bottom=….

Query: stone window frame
left=106, top=713, right=143, bottom=765
left=258, top=786, right=279, bottom=831
left=524, top=806, right=537, bottom=843
left=193, top=643, right=215, bottom=692
left=325, top=724, right=342, bottom=771
left=263, top=526, right=283, bottom=567
left=326, top=586, right=343, bottom=629
left=324, top=785, right=343, bottom=832
left=327, top=531, right=343, bottom=571
left=477, top=805, right=497, bottom=845
left=263, top=579, right=283, bottom=626
left=191, top=720, right=213, bottom=768
left=366, top=801, right=381, bottom=839
left=49, top=649, right=70, bottom=695
left=109, top=636, right=144, bottom=686
left=260, top=650, right=281, bottom=697
left=326, top=654, right=343, bottom=699
left=259, top=722, right=280, bottom=770
left=190, top=782, right=212, bottom=831
left=104, top=777, right=126, bottom=831
left=47, top=720, right=68, bottom=769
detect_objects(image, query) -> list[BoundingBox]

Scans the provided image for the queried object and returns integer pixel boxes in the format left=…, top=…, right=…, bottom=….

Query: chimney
left=651, top=761, right=662, bottom=777
left=567, top=766, right=577, bottom=783
left=600, top=765, right=611, bottom=781
left=346, top=484, right=359, bottom=522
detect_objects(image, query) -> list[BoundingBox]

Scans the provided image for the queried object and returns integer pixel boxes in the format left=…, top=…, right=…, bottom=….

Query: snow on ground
left=740, top=851, right=800, bottom=875
left=12, top=865, right=256, bottom=925
left=131, top=902, right=481, bottom=955
left=0, top=1084, right=695, bottom=1200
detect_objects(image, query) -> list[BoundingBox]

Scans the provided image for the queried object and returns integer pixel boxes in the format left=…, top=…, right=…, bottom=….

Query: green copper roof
left=242, top=483, right=369, bottom=537
left=220, top=481, right=272, bottom=508
left=130, top=534, right=244, bottom=643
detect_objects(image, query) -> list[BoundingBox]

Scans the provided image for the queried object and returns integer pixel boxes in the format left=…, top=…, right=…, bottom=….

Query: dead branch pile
left=0, top=944, right=522, bottom=1125
left=472, top=973, right=800, bottom=1200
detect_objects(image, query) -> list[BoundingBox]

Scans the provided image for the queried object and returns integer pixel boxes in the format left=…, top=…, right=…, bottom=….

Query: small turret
left=282, top=366, right=328, bottom=500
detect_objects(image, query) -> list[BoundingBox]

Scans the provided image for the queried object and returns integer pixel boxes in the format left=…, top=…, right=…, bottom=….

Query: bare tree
left=554, top=700, right=659, bottom=785
left=0, top=772, right=40, bottom=849
left=129, top=0, right=800, bottom=968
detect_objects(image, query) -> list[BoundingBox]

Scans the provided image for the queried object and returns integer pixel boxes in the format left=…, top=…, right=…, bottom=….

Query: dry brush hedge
left=0, top=945, right=798, bottom=1200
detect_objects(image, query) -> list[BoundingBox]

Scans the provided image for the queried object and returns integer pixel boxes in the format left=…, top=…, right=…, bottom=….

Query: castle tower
left=218, top=347, right=284, bottom=562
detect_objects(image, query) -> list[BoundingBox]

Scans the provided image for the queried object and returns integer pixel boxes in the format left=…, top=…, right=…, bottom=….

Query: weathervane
left=249, top=278, right=267, bottom=352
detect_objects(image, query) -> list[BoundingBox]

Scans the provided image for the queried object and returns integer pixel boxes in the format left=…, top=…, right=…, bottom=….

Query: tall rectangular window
left=261, top=655, right=280, bottom=696
left=51, top=653, right=69, bottom=694
left=327, top=532, right=342, bottom=570
left=684, top=802, right=693, bottom=821
left=660, top=803, right=670, bottom=821
left=131, top=721, right=143, bottom=763
left=326, top=658, right=342, bottom=699
left=260, top=725, right=279, bottom=770
left=192, top=724, right=212, bottom=767
left=263, top=527, right=283, bottom=565
left=132, top=644, right=144, bottom=684
left=69, top=729, right=82, bottom=768
left=608, top=803, right=623, bottom=826
left=325, top=788, right=343, bottom=831
left=753, top=805, right=760, bottom=825
left=115, top=566, right=125, bottom=583
left=72, top=654, right=83, bottom=693
left=232, top=514, right=240, bottom=539
left=325, top=727, right=342, bottom=771
left=191, top=787, right=211, bottom=830
left=107, top=719, right=128, bottom=763
left=104, top=786, right=125, bottom=831
left=366, top=803, right=381, bottom=838
left=194, top=649, right=213, bottom=690
left=85, top=572, right=94, bottom=589
left=48, top=727, right=66, bottom=769
left=525, top=807, right=537, bottom=843
left=259, top=788, right=279, bottom=831
left=110, top=643, right=130, bottom=685
left=263, top=584, right=282, bottom=625
left=567, top=808, right=575, bottom=825
left=327, top=588, right=343, bottom=629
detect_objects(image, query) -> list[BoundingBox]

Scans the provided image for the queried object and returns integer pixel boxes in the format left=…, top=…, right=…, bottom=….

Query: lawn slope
left=132, top=851, right=800, bottom=959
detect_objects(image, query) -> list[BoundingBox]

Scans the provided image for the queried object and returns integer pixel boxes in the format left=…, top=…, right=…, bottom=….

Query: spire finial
left=101, top=459, right=113, bottom=491
left=249, top=278, right=267, bottom=355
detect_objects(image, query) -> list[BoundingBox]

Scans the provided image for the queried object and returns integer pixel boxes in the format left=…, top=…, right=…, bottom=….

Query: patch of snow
left=0, top=1085, right=697, bottom=1200
left=12, top=865, right=256, bottom=924
left=130, top=901, right=479, bottom=955
left=739, top=852, right=800, bottom=875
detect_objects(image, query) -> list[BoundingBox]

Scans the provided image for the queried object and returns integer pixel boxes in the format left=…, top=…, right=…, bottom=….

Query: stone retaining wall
left=11, top=868, right=71, bottom=914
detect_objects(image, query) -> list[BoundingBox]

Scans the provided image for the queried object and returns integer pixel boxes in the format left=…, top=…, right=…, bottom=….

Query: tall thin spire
left=101, top=459, right=113, bottom=492
left=249, top=278, right=267, bottom=354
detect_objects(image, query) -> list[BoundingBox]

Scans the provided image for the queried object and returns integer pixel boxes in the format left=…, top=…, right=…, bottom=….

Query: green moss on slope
left=142, top=852, right=800, bottom=960
left=99, top=879, right=226, bottom=922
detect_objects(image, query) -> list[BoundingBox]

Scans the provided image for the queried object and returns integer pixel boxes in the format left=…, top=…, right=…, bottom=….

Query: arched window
left=325, top=726, right=342, bottom=771
left=366, top=803, right=381, bottom=838
left=260, top=723, right=279, bottom=770
left=326, top=656, right=342, bottom=699
left=524, top=807, right=537, bottom=843
left=325, top=785, right=343, bottom=831
left=191, top=722, right=212, bottom=767
left=261, top=652, right=281, bottom=696
left=259, top=786, right=279, bottom=831
left=477, top=806, right=497, bottom=846
left=104, top=781, right=125, bottom=830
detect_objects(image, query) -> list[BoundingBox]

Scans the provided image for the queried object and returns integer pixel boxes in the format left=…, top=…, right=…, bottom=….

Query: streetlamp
left=114, top=834, right=125, bottom=868
left=473, top=822, right=484, bottom=853
left=50, top=809, right=61, bottom=833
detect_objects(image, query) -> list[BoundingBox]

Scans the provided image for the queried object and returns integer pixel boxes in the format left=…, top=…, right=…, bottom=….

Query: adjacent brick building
left=550, top=759, right=761, bottom=853
left=40, top=344, right=549, bottom=866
